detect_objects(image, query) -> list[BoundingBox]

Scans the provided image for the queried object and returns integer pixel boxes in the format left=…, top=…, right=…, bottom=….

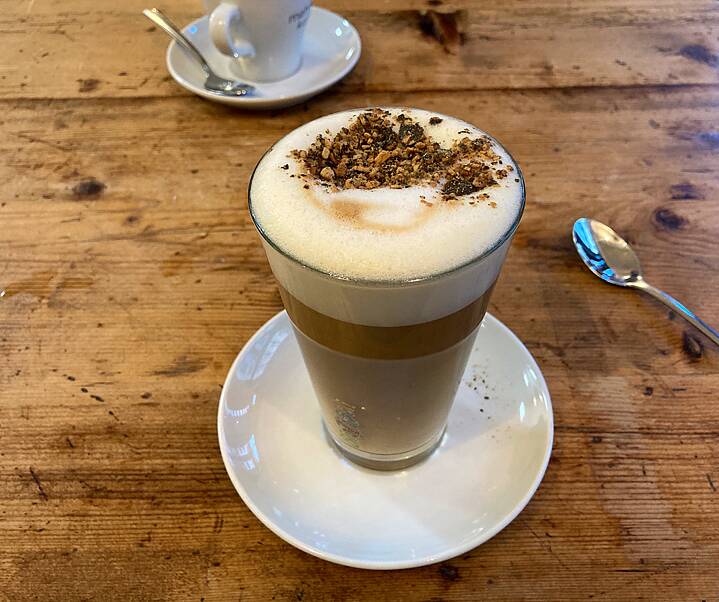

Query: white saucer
left=218, top=311, right=553, bottom=569
left=166, top=7, right=361, bottom=109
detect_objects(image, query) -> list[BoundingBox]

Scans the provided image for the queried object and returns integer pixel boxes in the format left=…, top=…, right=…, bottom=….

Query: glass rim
left=247, top=107, right=526, bottom=288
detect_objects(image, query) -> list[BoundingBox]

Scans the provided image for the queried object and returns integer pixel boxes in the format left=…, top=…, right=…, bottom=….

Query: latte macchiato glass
left=249, top=108, right=525, bottom=470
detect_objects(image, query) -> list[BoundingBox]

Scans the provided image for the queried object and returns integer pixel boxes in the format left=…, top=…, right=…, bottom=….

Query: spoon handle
left=634, top=280, right=719, bottom=346
left=143, top=8, right=210, bottom=75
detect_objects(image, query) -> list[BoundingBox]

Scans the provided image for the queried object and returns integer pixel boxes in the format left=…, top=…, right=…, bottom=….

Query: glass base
left=324, top=422, right=446, bottom=471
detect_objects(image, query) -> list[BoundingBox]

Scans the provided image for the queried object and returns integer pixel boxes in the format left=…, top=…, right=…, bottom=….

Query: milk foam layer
left=250, top=108, right=524, bottom=282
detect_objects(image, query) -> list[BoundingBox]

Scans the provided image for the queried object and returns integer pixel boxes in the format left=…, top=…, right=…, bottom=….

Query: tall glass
left=248, top=112, right=525, bottom=470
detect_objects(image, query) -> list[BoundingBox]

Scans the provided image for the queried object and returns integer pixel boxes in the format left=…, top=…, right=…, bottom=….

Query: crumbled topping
left=290, top=109, right=509, bottom=201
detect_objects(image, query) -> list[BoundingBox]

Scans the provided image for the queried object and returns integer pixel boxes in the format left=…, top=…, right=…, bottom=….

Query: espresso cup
left=204, top=0, right=312, bottom=82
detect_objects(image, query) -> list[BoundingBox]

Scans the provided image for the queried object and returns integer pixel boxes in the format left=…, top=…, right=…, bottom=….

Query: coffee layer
left=280, top=284, right=493, bottom=359
left=294, top=326, right=477, bottom=457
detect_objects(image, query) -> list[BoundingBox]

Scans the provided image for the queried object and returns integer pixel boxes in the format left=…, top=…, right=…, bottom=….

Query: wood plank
left=1, top=85, right=718, bottom=599
left=2, top=0, right=719, bottom=99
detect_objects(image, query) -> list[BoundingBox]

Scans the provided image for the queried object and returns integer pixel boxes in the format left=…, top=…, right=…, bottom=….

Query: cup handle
left=208, top=3, right=255, bottom=58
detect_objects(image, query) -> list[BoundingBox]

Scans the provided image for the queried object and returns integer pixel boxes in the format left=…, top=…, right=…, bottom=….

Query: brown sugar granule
left=399, top=121, right=424, bottom=144
left=443, top=177, right=478, bottom=197
left=319, top=166, right=335, bottom=180
left=290, top=108, right=509, bottom=201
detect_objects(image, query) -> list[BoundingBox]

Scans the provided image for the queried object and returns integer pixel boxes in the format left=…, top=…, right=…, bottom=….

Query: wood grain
left=3, top=0, right=719, bottom=99
left=1, top=0, right=719, bottom=600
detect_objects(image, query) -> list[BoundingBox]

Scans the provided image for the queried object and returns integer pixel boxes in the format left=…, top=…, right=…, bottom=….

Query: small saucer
left=218, top=311, right=553, bottom=569
left=166, top=7, right=361, bottom=109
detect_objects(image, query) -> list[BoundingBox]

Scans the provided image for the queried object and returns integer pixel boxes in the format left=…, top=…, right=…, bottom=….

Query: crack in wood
left=29, top=466, right=48, bottom=501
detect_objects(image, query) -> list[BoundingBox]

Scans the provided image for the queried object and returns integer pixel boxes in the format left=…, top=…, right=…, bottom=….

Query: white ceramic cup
left=204, top=0, right=312, bottom=82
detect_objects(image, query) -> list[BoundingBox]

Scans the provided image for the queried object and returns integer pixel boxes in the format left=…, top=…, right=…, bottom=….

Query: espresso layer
left=295, top=326, right=477, bottom=457
left=279, top=285, right=493, bottom=360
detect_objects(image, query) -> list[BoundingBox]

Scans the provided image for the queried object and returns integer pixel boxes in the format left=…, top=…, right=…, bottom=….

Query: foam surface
left=250, top=108, right=523, bottom=281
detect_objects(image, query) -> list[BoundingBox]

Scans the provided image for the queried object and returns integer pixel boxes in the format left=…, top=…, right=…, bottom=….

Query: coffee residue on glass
left=289, top=108, right=511, bottom=201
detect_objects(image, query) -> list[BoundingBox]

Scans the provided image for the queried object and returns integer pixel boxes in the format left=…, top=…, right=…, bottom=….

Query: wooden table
left=2, top=0, right=718, bottom=599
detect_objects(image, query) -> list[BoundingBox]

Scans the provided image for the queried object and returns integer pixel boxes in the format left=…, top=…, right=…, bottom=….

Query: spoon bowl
left=204, top=73, right=253, bottom=97
left=573, top=218, right=643, bottom=286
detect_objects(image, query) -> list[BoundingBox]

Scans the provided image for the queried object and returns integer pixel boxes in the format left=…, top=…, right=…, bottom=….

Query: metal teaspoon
left=143, top=8, right=254, bottom=97
left=573, top=217, right=719, bottom=346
